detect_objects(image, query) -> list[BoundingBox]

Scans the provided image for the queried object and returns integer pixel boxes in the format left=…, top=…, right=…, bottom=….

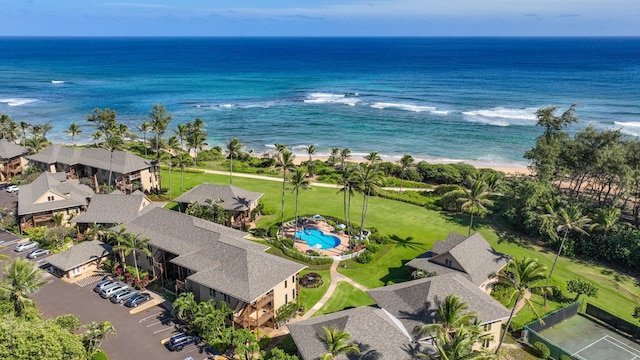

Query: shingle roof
left=288, top=307, right=417, bottom=360
left=119, top=208, right=306, bottom=303
left=406, top=232, right=509, bottom=286
left=0, top=139, right=27, bottom=160
left=174, top=183, right=263, bottom=211
left=71, top=192, right=158, bottom=225
left=18, top=172, right=94, bottom=215
left=46, top=241, right=112, bottom=272
left=27, top=144, right=153, bottom=174
left=367, top=273, right=510, bottom=338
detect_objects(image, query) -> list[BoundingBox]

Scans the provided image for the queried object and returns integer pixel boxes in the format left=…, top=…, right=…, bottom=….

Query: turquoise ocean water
left=1, top=37, right=639, bottom=167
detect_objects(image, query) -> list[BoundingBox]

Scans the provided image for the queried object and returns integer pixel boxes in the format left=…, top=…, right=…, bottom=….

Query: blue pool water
left=295, top=229, right=341, bottom=250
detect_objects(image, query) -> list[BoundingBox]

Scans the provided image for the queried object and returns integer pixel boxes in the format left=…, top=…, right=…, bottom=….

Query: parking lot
left=1, top=241, right=212, bottom=360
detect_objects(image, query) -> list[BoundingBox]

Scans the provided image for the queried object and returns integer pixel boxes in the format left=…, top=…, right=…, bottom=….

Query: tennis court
left=534, top=314, right=640, bottom=360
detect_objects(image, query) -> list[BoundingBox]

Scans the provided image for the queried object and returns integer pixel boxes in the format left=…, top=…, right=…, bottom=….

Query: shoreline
left=290, top=154, right=531, bottom=176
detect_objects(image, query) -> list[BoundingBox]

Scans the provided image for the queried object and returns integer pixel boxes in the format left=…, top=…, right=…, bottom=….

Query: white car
left=6, top=185, right=19, bottom=193
left=15, top=241, right=39, bottom=252
left=26, top=248, right=50, bottom=259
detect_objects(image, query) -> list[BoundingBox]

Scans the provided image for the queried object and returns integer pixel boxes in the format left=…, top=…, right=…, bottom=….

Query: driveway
left=0, top=245, right=209, bottom=360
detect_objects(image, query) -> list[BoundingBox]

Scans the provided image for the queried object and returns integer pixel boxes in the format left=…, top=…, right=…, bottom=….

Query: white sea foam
left=219, top=103, right=234, bottom=108
left=51, top=80, right=65, bottom=84
left=370, top=102, right=438, bottom=113
left=614, top=121, right=640, bottom=128
left=0, top=98, right=37, bottom=106
left=304, top=92, right=360, bottom=106
left=462, top=107, right=537, bottom=126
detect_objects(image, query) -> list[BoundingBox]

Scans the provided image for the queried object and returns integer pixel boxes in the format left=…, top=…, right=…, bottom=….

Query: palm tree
left=160, top=135, right=180, bottom=200
left=172, top=291, right=198, bottom=324
left=63, top=122, right=82, bottom=146
left=399, top=154, right=415, bottom=191
left=149, top=104, right=173, bottom=160
left=414, top=294, right=479, bottom=342
left=305, top=144, right=316, bottom=164
left=364, top=150, right=381, bottom=165
left=226, top=137, right=244, bottom=185
left=83, top=321, right=117, bottom=355
left=19, top=121, right=30, bottom=144
left=0, top=258, right=46, bottom=317
left=3, top=120, right=20, bottom=143
left=24, top=136, right=49, bottom=154
left=112, top=233, right=151, bottom=282
left=90, top=131, right=103, bottom=147
left=137, top=121, right=152, bottom=156
left=329, top=147, right=340, bottom=166
left=105, top=227, right=129, bottom=265
left=459, top=179, right=493, bottom=236
left=276, top=149, right=295, bottom=232
left=187, top=130, right=207, bottom=166
left=318, top=326, right=360, bottom=360
left=590, top=207, right=620, bottom=239
left=545, top=205, right=590, bottom=305
left=101, top=129, right=124, bottom=188
left=354, top=164, right=383, bottom=240
left=494, top=257, right=552, bottom=354
left=174, top=123, right=188, bottom=151
left=338, top=164, right=357, bottom=236
left=175, top=152, right=194, bottom=194
left=339, top=148, right=351, bottom=170
left=290, top=167, right=310, bottom=231
left=427, top=327, right=496, bottom=360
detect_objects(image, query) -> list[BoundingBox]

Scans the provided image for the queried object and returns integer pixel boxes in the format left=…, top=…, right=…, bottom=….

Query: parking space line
left=146, top=321, right=164, bottom=327
left=153, top=327, right=173, bottom=335
left=139, top=311, right=164, bottom=322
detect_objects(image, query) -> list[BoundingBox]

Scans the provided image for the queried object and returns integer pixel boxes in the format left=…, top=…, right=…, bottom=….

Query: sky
left=1, top=0, right=639, bottom=37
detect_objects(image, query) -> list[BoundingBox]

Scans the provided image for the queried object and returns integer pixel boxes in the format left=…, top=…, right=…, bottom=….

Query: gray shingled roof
left=367, top=273, right=510, bottom=338
left=0, top=139, right=27, bottom=159
left=27, top=144, right=153, bottom=174
left=18, top=172, right=95, bottom=216
left=71, top=192, right=155, bottom=225
left=119, top=208, right=306, bottom=303
left=406, top=232, right=509, bottom=286
left=46, top=241, right=112, bottom=271
left=174, top=183, right=263, bottom=211
left=288, top=307, right=417, bottom=360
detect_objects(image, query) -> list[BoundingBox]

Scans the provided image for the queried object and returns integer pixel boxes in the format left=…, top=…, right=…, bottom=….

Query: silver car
left=26, top=248, right=50, bottom=259
left=15, top=241, right=39, bottom=252
left=110, top=289, right=138, bottom=304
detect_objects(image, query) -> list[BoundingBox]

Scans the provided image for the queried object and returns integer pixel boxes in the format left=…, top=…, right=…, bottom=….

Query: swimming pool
left=295, top=229, right=341, bottom=250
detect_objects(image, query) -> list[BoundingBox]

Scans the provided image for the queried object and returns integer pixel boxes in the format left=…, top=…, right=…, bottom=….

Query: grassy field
left=312, top=282, right=376, bottom=317
left=160, top=169, right=640, bottom=323
left=297, top=270, right=331, bottom=314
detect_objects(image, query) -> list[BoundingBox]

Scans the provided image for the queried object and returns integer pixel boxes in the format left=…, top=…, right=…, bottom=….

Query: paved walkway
left=293, top=259, right=368, bottom=322
left=199, top=168, right=422, bottom=192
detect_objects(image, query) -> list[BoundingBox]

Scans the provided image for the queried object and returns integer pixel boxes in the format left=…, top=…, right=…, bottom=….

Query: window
left=285, top=294, right=288, bottom=304
left=445, top=259, right=453, bottom=267
left=47, top=196, right=54, bottom=201
left=71, top=266, right=81, bottom=275
left=209, top=288, right=215, bottom=297
left=292, top=275, right=295, bottom=283
left=483, top=323, right=491, bottom=331
left=482, top=338, right=491, bottom=348
left=292, top=289, right=296, bottom=299
left=223, top=293, right=230, bottom=303
left=284, top=280, right=287, bottom=288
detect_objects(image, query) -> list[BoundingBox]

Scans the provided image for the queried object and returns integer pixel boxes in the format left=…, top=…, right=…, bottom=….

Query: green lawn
left=298, top=270, right=331, bottom=315
left=160, top=169, right=640, bottom=323
left=313, top=282, right=376, bottom=317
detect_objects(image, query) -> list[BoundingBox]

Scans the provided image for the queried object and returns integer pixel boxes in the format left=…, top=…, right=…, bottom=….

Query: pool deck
left=283, top=219, right=351, bottom=257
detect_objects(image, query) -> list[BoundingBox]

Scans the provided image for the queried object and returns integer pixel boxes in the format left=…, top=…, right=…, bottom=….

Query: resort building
left=17, top=172, right=94, bottom=231
left=174, top=183, right=263, bottom=229
left=406, top=232, right=509, bottom=292
left=27, top=144, right=160, bottom=194
left=0, top=139, right=28, bottom=182
left=71, top=190, right=163, bottom=235
left=46, top=240, right=112, bottom=279
left=288, top=307, right=417, bottom=360
left=367, top=273, right=511, bottom=351
left=118, top=207, right=305, bottom=329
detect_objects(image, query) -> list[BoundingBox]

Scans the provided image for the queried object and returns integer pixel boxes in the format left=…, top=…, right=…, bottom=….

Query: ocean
left=1, top=37, right=639, bottom=167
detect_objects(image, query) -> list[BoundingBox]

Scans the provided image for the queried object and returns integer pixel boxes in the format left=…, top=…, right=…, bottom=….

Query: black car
left=124, top=293, right=152, bottom=307
left=166, top=333, right=200, bottom=352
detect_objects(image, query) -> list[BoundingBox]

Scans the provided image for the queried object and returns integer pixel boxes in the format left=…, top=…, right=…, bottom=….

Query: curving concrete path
left=293, top=260, right=368, bottom=322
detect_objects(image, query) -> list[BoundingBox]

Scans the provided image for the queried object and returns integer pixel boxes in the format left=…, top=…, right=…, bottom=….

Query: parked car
left=100, top=283, right=129, bottom=299
left=26, top=248, right=50, bottom=259
left=14, top=241, right=39, bottom=252
left=110, top=289, right=138, bottom=304
left=93, top=279, right=116, bottom=293
left=166, top=333, right=200, bottom=352
left=124, top=293, right=152, bottom=308
left=0, top=183, right=10, bottom=190
left=5, top=185, right=19, bottom=193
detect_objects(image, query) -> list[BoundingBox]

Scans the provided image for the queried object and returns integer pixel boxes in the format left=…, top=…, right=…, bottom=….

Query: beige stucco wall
left=272, top=274, right=298, bottom=310
left=431, top=252, right=463, bottom=271
left=64, top=261, right=99, bottom=279
left=137, top=168, right=158, bottom=192
left=473, top=320, right=505, bottom=351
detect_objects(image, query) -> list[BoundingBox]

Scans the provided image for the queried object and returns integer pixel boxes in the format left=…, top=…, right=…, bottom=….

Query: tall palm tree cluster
left=0, top=113, right=53, bottom=154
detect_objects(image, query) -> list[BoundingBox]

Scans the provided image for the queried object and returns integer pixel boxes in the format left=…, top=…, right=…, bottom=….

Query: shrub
left=91, top=350, right=109, bottom=360
left=258, top=335, right=271, bottom=350
left=432, top=184, right=463, bottom=196
left=560, top=356, right=572, bottom=360
left=356, top=250, right=373, bottom=264
left=369, top=232, right=392, bottom=244
left=438, top=190, right=466, bottom=212
left=268, top=225, right=280, bottom=238
left=281, top=238, right=294, bottom=248
left=533, top=341, right=550, bottom=359
left=299, top=273, right=323, bottom=288
left=252, top=227, right=269, bottom=238
left=366, top=242, right=380, bottom=253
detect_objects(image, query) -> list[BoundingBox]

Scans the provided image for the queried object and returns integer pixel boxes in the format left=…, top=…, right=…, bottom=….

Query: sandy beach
left=291, top=154, right=531, bottom=176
